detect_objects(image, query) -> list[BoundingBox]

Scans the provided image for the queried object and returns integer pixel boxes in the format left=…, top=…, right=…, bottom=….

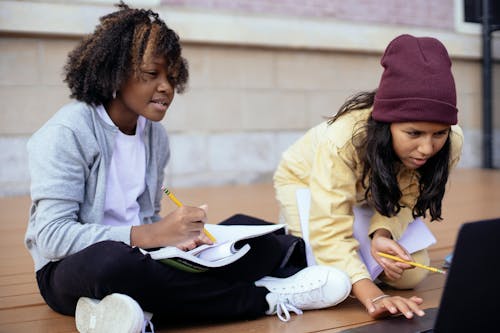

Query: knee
left=382, top=266, right=429, bottom=289
left=86, top=241, right=139, bottom=282
left=380, top=249, right=430, bottom=290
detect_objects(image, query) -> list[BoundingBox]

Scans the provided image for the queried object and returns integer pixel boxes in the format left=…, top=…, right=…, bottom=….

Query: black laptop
left=341, top=217, right=500, bottom=333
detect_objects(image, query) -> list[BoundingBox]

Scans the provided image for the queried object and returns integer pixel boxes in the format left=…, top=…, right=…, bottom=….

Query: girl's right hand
left=176, top=227, right=214, bottom=251
left=131, top=205, right=208, bottom=249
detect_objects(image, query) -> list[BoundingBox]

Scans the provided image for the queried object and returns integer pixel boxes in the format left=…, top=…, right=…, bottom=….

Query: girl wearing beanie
left=274, top=34, right=463, bottom=319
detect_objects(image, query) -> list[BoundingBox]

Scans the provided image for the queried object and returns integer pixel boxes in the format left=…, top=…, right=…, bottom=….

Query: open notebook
left=141, top=223, right=285, bottom=273
left=296, top=188, right=436, bottom=279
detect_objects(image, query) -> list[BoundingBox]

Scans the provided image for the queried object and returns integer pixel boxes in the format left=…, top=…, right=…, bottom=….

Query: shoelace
left=142, top=319, right=154, bottom=333
left=275, top=301, right=303, bottom=322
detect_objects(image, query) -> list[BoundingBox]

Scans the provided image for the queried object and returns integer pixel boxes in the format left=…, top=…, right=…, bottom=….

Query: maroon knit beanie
left=372, top=34, right=458, bottom=125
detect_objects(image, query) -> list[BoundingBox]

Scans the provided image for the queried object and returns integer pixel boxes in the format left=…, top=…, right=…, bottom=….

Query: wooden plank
left=0, top=273, right=35, bottom=286
left=0, top=282, right=39, bottom=297
left=0, top=316, right=77, bottom=333
left=0, top=168, right=498, bottom=332
left=0, top=293, right=45, bottom=310
left=0, top=304, right=69, bottom=324
left=0, top=196, right=31, bottom=230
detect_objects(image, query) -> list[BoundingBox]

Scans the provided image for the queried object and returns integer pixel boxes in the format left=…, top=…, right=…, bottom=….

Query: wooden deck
left=1, top=168, right=499, bottom=332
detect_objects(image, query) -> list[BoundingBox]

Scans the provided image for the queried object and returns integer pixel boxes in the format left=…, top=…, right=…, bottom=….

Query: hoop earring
left=112, top=90, right=117, bottom=99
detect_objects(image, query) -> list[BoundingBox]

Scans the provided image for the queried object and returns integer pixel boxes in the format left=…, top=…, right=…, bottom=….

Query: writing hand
left=176, top=204, right=212, bottom=250
left=131, top=205, right=208, bottom=249
left=176, top=232, right=213, bottom=251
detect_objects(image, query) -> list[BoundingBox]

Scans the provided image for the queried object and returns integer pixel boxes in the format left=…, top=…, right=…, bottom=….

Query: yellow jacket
left=273, top=108, right=463, bottom=283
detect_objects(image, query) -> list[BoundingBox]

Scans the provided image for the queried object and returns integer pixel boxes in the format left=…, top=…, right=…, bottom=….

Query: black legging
left=36, top=215, right=305, bottom=325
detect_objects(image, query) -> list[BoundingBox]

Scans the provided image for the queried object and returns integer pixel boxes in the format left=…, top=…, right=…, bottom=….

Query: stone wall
left=0, top=0, right=499, bottom=196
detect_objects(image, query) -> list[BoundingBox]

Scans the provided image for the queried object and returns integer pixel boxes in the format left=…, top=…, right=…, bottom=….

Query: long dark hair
left=328, top=91, right=451, bottom=221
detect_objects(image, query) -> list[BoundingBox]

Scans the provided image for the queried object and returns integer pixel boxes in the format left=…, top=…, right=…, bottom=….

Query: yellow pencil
left=377, top=252, right=446, bottom=274
left=162, top=186, right=217, bottom=243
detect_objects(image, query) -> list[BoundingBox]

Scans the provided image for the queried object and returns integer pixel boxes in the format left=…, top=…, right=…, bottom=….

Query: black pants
left=36, top=214, right=306, bottom=325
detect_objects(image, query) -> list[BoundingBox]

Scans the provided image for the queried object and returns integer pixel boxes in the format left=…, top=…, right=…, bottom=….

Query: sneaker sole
left=75, top=293, right=143, bottom=333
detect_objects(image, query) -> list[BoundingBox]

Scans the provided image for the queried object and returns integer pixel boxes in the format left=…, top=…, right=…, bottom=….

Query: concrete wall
left=1, top=0, right=499, bottom=196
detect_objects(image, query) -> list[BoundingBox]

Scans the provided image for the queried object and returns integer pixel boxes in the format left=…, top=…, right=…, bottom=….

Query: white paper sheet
left=296, top=188, right=436, bottom=279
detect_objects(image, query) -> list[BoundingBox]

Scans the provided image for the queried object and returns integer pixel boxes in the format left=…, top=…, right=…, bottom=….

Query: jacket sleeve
left=27, top=124, right=131, bottom=261
left=307, top=139, right=372, bottom=284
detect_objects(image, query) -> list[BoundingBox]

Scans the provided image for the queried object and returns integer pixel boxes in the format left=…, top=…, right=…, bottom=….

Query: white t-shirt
left=96, top=105, right=146, bottom=226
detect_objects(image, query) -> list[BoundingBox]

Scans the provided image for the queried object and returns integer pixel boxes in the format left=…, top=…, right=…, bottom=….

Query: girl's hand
left=176, top=231, right=213, bottom=251
left=371, top=229, right=413, bottom=280
left=366, top=294, right=425, bottom=319
left=131, top=204, right=211, bottom=249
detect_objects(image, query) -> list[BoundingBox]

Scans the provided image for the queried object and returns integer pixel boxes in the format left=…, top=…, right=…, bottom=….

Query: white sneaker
left=75, top=293, right=154, bottom=333
left=255, top=265, right=351, bottom=322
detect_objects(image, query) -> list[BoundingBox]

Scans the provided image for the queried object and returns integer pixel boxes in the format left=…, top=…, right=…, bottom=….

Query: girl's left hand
left=368, top=294, right=425, bottom=319
left=371, top=230, right=413, bottom=280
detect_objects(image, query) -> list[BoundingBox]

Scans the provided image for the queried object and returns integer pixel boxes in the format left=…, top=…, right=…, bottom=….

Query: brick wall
left=0, top=0, right=498, bottom=196
left=161, top=0, right=455, bottom=30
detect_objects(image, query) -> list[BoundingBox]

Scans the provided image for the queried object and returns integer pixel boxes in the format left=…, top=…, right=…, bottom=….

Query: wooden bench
left=1, top=168, right=500, bottom=332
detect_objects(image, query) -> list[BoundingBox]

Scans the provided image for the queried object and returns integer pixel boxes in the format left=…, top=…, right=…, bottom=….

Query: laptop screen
left=433, top=217, right=500, bottom=332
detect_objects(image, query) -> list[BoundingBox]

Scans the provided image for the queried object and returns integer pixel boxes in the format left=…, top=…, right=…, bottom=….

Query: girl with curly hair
left=274, top=34, right=463, bottom=320
left=25, top=2, right=351, bottom=332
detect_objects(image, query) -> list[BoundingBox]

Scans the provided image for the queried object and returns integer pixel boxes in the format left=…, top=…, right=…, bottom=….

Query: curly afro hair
left=64, top=1, right=189, bottom=106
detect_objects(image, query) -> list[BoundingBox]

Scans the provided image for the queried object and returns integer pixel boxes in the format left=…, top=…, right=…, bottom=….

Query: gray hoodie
left=25, top=101, right=170, bottom=271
